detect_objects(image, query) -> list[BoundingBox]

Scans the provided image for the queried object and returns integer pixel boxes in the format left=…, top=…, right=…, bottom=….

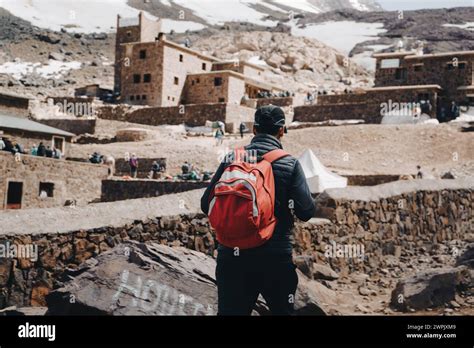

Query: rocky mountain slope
left=297, top=7, right=474, bottom=55
left=0, top=7, right=371, bottom=98
left=0, top=0, right=381, bottom=34
left=190, top=31, right=371, bottom=93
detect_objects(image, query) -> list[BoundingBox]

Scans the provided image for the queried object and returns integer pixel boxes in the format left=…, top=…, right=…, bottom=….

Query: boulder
left=456, top=244, right=474, bottom=268
left=312, top=263, right=339, bottom=281
left=116, top=128, right=153, bottom=142
left=390, top=266, right=471, bottom=311
left=0, top=306, right=47, bottom=316
left=46, top=241, right=330, bottom=315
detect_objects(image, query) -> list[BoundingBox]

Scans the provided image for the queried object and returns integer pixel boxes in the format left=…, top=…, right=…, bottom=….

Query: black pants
left=216, top=255, right=298, bottom=316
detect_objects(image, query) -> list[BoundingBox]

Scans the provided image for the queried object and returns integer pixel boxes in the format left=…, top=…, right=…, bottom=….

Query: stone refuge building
left=112, top=12, right=286, bottom=131
left=294, top=49, right=474, bottom=124
left=0, top=114, right=109, bottom=210
left=0, top=114, right=74, bottom=156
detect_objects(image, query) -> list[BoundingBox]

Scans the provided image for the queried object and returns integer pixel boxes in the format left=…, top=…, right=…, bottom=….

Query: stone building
left=0, top=151, right=108, bottom=210
left=373, top=50, right=474, bottom=104
left=294, top=49, right=474, bottom=123
left=0, top=114, right=74, bottom=156
left=114, top=12, right=282, bottom=108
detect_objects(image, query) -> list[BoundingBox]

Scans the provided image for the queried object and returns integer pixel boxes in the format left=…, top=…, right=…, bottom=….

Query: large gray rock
left=456, top=244, right=474, bottom=269
left=46, top=241, right=330, bottom=315
left=390, top=266, right=471, bottom=311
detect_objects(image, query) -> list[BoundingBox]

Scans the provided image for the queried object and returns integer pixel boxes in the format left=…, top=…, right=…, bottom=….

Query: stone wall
left=0, top=151, right=108, bottom=209
left=255, top=97, right=293, bottom=108
left=101, top=180, right=209, bottom=202
left=97, top=103, right=255, bottom=133
left=345, top=174, right=406, bottom=186
left=115, top=158, right=167, bottom=177
left=36, top=118, right=96, bottom=136
left=300, top=179, right=474, bottom=276
left=183, top=72, right=245, bottom=105
left=294, top=86, right=439, bottom=123
left=0, top=93, right=30, bottom=117
left=0, top=179, right=472, bottom=308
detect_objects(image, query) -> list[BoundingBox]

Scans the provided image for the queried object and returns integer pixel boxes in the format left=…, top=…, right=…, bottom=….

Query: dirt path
left=70, top=120, right=474, bottom=178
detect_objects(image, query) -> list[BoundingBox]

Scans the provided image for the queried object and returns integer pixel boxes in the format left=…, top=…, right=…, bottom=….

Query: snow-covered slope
left=0, top=0, right=381, bottom=33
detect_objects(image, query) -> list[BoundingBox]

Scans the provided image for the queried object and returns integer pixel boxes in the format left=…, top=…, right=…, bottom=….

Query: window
left=136, top=95, right=141, bottom=100
left=202, top=63, right=207, bottom=70
left=172, top=97, right=175, bottom=102
left=39, top=183, right=54, bottom=198
left=139, top=50, right=147, bottom=59
left=196, top=78, right=200, bottom=84
left=174, top=77, right=179, bottom=85
left=130, top=95, right=135, bottom=101
left=446, top=63, right=455, bottom=70
left=179, top=54, right=183, bottom=62
left=214, top=77, right=223, bottom=86
left=144, top=74, right=151, bottom=83
left=126, top=31, right=131, bottom=37
left=218, top=97, right=225, bottom=102
left=192, top=80, right=195, bottom=86
left=142, top=95, right=147, bottom=100
left=459, top=62, right=466, bottom=69
left=414, top=64, right=423, bottom=72
left=395, top=68, right=407, bottom=80
left=133, top=74, right=140, bottom=83
left=380, top=58, right=400, bottom=69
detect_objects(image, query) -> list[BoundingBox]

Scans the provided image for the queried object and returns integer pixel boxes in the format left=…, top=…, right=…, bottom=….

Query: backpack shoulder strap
left=262, top=149, right=290, bottom=163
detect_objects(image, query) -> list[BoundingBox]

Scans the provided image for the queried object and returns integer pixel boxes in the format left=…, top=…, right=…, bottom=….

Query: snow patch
left=443, top=22, right=474, bottom=31
left=0, top=60, right=81, bottom=79
left=169, top=0, right=277, bottom=26
left=272, top=0, right=322, bottom=13
left=160, top=19, right=206, bottom=33
left=0, top=0, right=144, bottom=33
left=291, top=21, right=387, bottom=55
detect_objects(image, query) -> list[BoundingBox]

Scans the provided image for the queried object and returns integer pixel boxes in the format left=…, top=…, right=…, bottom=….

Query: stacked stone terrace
left=0, top=179, right=472, bottom=308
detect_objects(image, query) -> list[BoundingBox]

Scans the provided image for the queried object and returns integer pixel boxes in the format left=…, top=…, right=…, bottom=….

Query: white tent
left=298, top=149, right=348, bottom=194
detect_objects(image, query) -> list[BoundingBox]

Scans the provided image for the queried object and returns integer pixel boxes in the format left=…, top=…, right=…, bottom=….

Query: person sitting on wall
left=45, top=146, right=53, bottom=158
left=89, top=152, right=102, bottom=164
left=14, top=142, right=25, bottom=154
left=3, top=138, right=14, bottom=153
left=181, top=161, right=191, bottom=175
left=0, top=137, right=5, bottom=151
left=30, top=144, right=38, bottom=156
left=37, top=142, right=46, bottom=157
left=149, top=161, right=161, bottom=179
left=53, top=147, right=62, bottom=159
left=450, top=101, right=460, bottom=119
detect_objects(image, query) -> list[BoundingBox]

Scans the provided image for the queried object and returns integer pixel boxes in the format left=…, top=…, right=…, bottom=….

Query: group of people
left=179, top=161, right=212, bottom=181
left=0, top=136, right=61, bottom=159
left=31, top=142, right=62, bottom=159
left=0, top=136, right=24, bottom=154
left=256, top=90, right=293, bottom=99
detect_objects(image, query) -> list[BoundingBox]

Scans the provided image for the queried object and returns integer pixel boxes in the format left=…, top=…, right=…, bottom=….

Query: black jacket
left=201, top=133, right=315, bottom=258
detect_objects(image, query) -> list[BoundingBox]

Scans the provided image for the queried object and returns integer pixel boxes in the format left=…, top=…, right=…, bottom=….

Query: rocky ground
left=0, top=8, right=114, bottom=98
left=69, top=119, right=474, bottom=178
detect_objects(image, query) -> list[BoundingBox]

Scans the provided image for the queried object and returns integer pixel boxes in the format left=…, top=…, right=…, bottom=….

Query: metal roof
left=0, top=114, right=75, bottom=137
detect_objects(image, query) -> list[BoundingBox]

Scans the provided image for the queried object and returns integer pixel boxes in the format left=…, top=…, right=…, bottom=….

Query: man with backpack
left=201, top=105, right=315, bottom=316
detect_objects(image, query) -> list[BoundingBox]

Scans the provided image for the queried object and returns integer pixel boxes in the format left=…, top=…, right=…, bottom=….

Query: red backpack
left=208, top=147, right=289, bottom=249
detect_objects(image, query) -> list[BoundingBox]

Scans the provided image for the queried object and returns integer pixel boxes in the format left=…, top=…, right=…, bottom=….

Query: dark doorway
left=6, top=181, right=23, bottom=209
